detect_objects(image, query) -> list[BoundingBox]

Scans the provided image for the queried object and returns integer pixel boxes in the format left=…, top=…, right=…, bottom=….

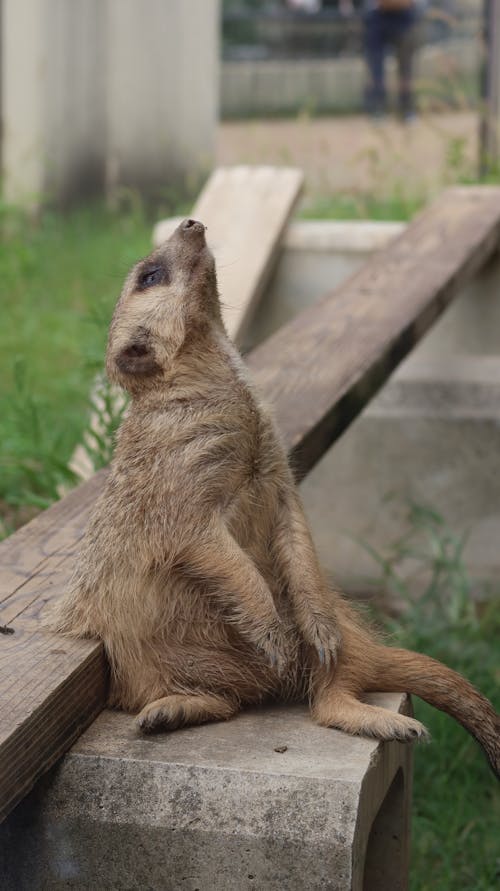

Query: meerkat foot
left=136, top=692, right=238, bottom=734
left=312, top=690, right=429, bottom=743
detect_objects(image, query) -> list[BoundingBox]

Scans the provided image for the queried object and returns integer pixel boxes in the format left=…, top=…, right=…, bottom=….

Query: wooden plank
left=0, top=619, right=106, bottom=821
left=248, top=186, right=500, bottom=479
left=0, top=472, right=108, bottom=819
left=70, top=165, right=303, bottom=483
left=0, top=470, right=106, bottom=604
left=153, top=165, right=304, bottom=344
left=2, top=186, right=500, bottom=822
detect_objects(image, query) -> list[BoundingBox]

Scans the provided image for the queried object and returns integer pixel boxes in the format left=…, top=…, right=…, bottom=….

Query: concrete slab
left=300, top=356, right=500, bottom=594
left=1, top=696, right=413, bottom=891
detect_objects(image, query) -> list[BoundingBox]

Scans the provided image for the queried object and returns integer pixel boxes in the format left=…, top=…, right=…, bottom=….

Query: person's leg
left=364, top=11, right=387, bottom=117
left=395, top=16, right=418, bottom=120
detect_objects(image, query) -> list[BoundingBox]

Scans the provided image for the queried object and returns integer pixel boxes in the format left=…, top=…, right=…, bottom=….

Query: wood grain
left=2, top=186, right=500, bottom=822
left=0, top=618, right=106, bottom=821
left=0, top=470, right=106, bottom=608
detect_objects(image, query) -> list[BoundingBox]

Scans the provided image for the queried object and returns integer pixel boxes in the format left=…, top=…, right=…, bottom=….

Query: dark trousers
left=364, top=9, right=419, bottom=117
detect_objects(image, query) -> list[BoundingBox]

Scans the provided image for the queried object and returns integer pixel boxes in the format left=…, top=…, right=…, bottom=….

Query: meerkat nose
left=181, top=218, right=206, bottom=235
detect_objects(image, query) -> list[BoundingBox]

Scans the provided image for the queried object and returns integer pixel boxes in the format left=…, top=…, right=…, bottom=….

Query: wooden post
left=479, top=0, right=500, bottom=176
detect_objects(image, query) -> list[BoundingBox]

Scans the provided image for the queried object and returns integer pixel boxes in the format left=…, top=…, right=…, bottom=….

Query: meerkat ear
left=114, top=336, right=161, bottom=377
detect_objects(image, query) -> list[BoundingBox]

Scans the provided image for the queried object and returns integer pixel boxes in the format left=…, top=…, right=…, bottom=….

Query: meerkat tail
left=366, top=645, right=500, bottom=778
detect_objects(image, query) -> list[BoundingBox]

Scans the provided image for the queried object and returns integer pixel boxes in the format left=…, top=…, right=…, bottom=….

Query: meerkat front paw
left=301, top=613, right=341, bottom=669
left=253, top=620, right=289, bottom=675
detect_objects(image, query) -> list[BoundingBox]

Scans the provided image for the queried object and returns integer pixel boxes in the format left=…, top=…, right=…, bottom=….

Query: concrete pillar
left=2, top=0, right=46, bottom=206
left=1, top=0, right=219, bottom=207
left=105, top=0, right=219, bottom=200
left=2, top=0, right=106, bottom=206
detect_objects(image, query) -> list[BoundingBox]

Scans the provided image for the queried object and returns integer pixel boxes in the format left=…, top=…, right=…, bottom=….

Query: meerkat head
left=106, top=219, right=220, bottom=393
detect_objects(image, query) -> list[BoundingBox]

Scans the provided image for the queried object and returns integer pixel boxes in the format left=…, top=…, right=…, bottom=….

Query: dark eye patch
left=138, top=265, right=167, bottom=290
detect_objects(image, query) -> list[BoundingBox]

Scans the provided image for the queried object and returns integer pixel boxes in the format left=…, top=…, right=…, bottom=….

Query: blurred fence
left=222, top=4, right=477, bottom=60
left=221, top=1, right=482, bottom=116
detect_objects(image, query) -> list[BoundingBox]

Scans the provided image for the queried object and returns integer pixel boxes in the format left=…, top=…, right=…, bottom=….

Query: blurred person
left=360, top=1, right=424, bottom=121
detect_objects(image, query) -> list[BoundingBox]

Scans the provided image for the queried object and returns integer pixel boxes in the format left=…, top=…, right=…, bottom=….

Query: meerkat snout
left=181, top=218, right=206, bottom=234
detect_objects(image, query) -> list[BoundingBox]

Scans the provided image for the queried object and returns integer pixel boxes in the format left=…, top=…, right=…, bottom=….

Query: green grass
left=401, top=607, right=500, bottom=891
left=0, top=199, right=159, bottom=525
left=300, top=188, right=425, bottom=222
left=360, top=504, right=500, bottom=891
left=407, top=612, right=500, bottom=891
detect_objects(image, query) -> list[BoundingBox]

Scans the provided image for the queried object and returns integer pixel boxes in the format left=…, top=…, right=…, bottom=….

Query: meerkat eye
left=138, top=266, right=166, bottom=290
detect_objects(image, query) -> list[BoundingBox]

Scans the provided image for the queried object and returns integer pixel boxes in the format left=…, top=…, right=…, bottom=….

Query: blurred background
left=3, top=0, right=499, bottom=518
left=1, top=3, right=499, bottom=886
left=2, top=0, right=498, bottom=210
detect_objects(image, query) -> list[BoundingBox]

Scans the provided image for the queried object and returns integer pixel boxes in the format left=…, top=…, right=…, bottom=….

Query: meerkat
left=52, top=218, right=500, bottom=777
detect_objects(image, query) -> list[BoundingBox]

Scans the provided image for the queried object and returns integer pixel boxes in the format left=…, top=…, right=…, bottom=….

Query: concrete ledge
left=1, top=696, right=413, bottom=891
left=372, top=355, right=500, bottom=418
left=282, top=220, right=405, bottom=253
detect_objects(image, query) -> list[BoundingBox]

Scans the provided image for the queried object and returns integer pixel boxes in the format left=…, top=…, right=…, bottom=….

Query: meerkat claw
left=305, top=619, right=340, bottom=670
left=255, top=627, right=288, bottom=675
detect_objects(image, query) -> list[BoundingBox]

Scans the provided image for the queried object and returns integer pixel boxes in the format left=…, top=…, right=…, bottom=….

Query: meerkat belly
left=107, top=573, right=286, bottom=711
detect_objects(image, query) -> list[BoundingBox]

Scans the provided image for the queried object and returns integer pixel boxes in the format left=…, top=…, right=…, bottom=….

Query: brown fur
left=52, top=219, right=500, bottom=777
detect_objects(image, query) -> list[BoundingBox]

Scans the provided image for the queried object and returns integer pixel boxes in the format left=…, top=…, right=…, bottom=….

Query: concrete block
left=300, top=356, right=500, bottom=593
left=244, top=220, right=403, bottom=350
left=105, top=0, right=219, bottom=198
left=2, top=0, right=106, bottom=206
left=1, top=697, right=413, bottom=890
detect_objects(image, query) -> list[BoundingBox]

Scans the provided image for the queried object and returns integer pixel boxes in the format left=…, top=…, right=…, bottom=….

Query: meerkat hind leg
left=136, top=692, right=239, bottom=734
left=312, top=689, right=429, bottom=743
